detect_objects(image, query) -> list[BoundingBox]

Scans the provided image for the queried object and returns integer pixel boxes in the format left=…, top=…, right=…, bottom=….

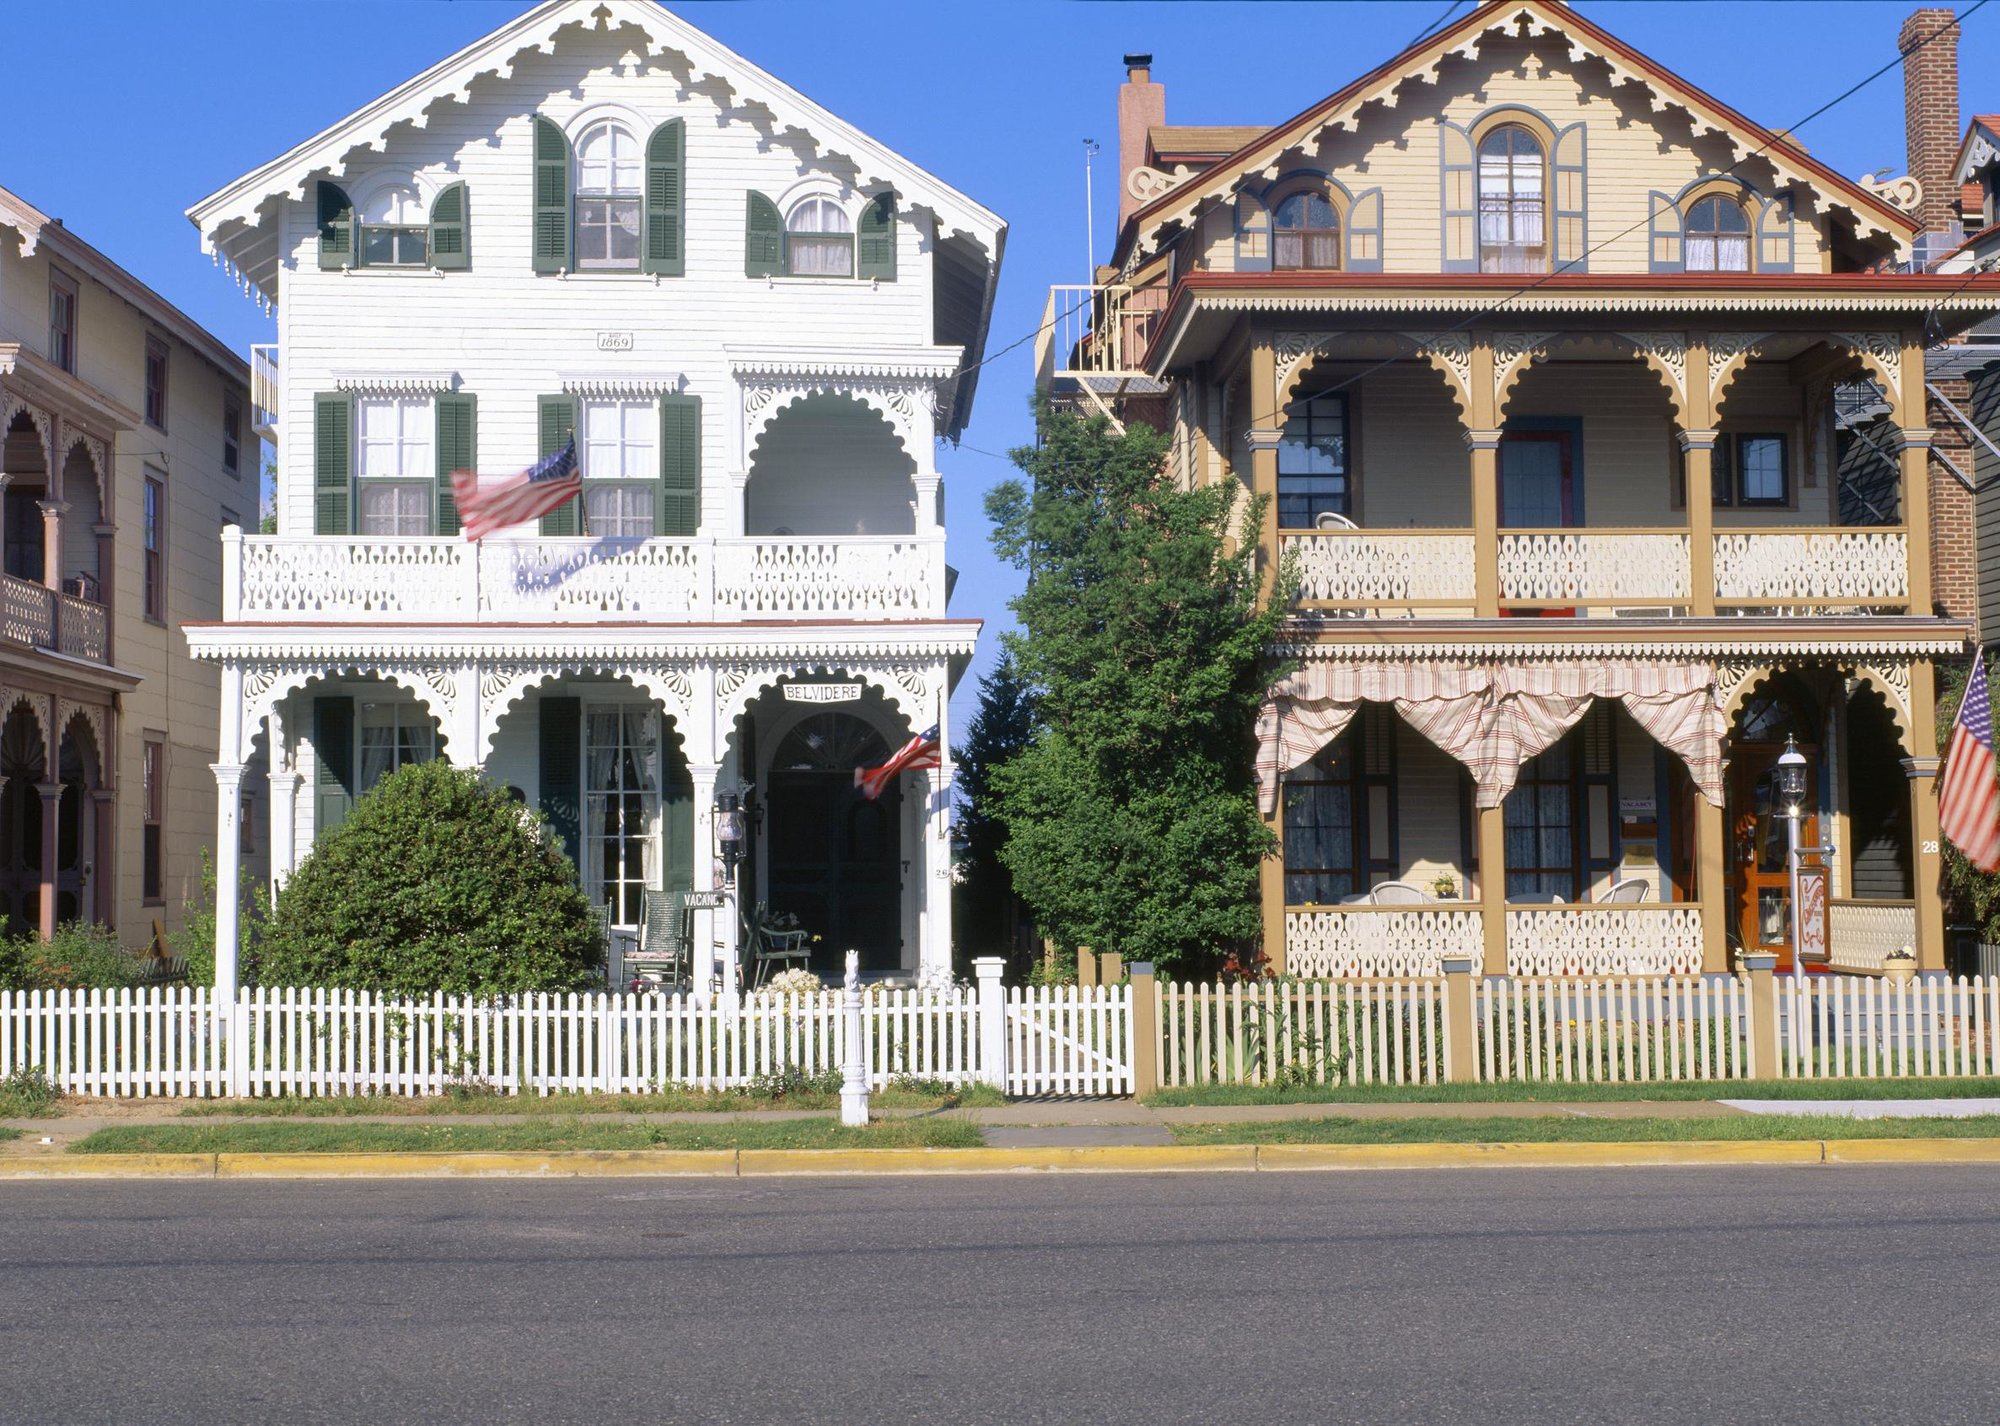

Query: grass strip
left=177, top=1083, right=1005, bottom=1118
left=1169, top=1113, right=2000, bottom=1146
left=70, top=1117, right=984, bottom=1155
left=0, top=1127, right=20, bottom=1143
left=1144, top=1077, right=2000, bottom=1108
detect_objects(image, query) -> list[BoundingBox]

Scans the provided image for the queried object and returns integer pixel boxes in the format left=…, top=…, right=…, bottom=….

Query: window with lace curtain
left=1477, top=125, right=1547, bottom=273
left=358, top=702, right=435, bottom=794
left=1272, top=190, right=1341, bottom=271
left=586, top=705, right=661, bottom=925
left=785, top=197, right=853, bottom=277
left=1684, top=195, right=1751, bottom=272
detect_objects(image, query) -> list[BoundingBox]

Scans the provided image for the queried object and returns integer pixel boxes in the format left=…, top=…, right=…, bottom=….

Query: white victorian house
left=183, top=0, right=1005, bottom=997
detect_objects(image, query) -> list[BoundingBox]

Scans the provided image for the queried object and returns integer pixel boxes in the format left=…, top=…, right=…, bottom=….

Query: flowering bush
left=764, top=968, right=824, bottom=995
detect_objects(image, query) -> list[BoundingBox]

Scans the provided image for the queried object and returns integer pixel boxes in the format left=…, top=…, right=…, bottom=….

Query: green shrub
left=259, top=760, right=603, bottom=997
left=0, top=1066, right=59, bottom=1117
left=170, top=846, right=267, bottom=989
left=0, top=923, right=149, bottom=992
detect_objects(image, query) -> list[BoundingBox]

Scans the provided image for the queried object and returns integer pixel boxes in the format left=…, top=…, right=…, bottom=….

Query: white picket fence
left=1159, top=980, right=1448, bottom=1087
left=1780, top=975, right=2000, bottom=1079
left=0, top=982, right=1115, bottom=1099
left=1477, top=975, right=1751, bottom=1084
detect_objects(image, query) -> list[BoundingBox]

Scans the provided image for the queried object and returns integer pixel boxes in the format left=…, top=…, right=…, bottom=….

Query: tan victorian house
left=1039, top=1, right=2000, bottom=980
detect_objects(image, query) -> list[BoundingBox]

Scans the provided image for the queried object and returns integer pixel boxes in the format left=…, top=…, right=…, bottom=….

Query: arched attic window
left=1477, top=125, right=1547, bottom=274
left=576, top=121, right=642, bottom=270
left=1684, top=194, right=1752, bottom=272
left=786, top=197, right=853, bottom=277
left=1272, top=190, right=1341, bottom=271
left=358, top=186, right=427, bottom=267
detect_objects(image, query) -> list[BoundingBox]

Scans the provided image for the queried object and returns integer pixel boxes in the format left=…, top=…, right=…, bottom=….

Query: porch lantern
left=716, top=791, right=747, bottom=883
left=1775, top=736, right=1810, bottom=817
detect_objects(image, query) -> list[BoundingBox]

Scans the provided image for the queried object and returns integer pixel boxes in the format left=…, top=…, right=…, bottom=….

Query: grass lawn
left=0, top=1127, right=20, bottom=1142
left=177, top=1082, right=1005, bottom=1118
left=69, top=1117, right=984, bottom=1155
left=1144, top=1077, right=2000, bottom=1108
left=1169, top=1114, right=2000, bottom=1146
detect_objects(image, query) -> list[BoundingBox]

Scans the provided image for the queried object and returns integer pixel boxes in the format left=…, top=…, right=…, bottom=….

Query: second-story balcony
left=220, top=530, right=950, bottom=625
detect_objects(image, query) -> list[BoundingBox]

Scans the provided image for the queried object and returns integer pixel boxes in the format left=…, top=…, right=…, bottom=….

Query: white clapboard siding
left=1156, top=980, right=1445, bottom=1089
left=1477, top=975, right=1749, bottom=1084
left=1779, top=975, right=2000, bottom=1080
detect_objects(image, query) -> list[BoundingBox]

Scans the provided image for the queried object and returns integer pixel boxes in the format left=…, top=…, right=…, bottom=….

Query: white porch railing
left=1036, top=283, right=1163, bottom=383
left=1712, top=528, right=1908, bottom=607
left=1498, top=529, right=1690, bottom=606
left=1503, top=906, right=1705, bottom=977
left=0, top=572, right=108, bottom=663
left=1827, top=899, right=1916, bottom=973
left=1284, top=906, right=1485, bottom=979
left=1282, top=531, right=1477, bottom=610
left=223, top=532, right=948, bottom=624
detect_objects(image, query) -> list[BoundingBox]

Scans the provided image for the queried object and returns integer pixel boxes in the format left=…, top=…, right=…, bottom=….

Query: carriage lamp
left=715, top=792, right=747, bottom=883
left=1775, top=736, right=1809, bottom=819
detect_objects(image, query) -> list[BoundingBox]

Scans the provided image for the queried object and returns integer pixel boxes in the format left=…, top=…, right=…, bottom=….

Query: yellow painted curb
left=1252, top=1139, right=1826, bottom=1170
left=1821, top=1137, right=2000, bottom=1164
left=738, top=1145, right=1260, bottom=1176
left=0, top=1153, right=218, bottom=1179
left=214, top=1150, right=739, bottom=1179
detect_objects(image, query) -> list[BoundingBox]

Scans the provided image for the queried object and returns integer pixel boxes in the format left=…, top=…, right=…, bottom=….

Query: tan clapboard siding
left=1394, top=721, right=1469, bottom=890
left=274, top=29, right=940, bottom=536
left=1351, top=363, right=1471, bottom=528
left=1507, top=362, right=1678, bottom=527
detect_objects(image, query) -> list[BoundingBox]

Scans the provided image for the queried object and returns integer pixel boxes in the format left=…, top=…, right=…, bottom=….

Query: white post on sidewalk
left=840, top=949, right=869, bottom=1127
left=973, top=956, right=1007, bottom=1092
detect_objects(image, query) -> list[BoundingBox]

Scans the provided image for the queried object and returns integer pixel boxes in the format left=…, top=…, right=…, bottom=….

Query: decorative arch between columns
left=480, top=663, right=699, bottom=765
left=740, top=377, right=944, bottom=475
left=717, top=660, right=939, bottom=761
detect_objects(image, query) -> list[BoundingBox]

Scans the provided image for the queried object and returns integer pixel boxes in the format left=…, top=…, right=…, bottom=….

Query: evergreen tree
left=952, top=655, right=1036, bottom=971
left=984, top=400, right=1289, bottom=976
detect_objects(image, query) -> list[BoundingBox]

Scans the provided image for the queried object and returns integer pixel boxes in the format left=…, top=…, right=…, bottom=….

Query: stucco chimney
left=1900, top=7, right=1962, bottom=239
left=1118, top=53, right=1165, bottom=228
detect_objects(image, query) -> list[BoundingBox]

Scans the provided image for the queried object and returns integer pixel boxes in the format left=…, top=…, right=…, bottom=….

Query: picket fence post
left=973, top=957, right=1008, bottom=1092
left=1440, top=956, right=1475, bottom=1083
left=1128, top=961, right=1159, bottom=1097
left=1742, top=952, right=1779, bottom=1080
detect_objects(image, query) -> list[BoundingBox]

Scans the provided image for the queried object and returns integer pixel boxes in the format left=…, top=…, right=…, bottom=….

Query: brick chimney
left=1118, top=53, right=1165, bottom=228
left=1900, top=7, right=1961, bottom=239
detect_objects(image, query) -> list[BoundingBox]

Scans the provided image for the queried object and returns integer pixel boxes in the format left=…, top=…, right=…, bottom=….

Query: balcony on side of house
left=1035, top=283, right=1171, bottom=401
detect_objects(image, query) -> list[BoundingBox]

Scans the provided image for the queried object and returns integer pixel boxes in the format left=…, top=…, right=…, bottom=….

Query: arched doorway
left=56, top=715, right=102, bottom=925
left=1727, top=673, right=1824, bottom=970
left=765, top=712, right=902, bottom=973
left=0, top=706, right=45, bottom=935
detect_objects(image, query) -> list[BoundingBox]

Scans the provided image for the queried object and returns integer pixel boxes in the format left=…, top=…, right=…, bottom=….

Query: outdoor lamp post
left=715, top=791, right=746, bottom=884
left=1775, top=736, right=1811, bottom=1011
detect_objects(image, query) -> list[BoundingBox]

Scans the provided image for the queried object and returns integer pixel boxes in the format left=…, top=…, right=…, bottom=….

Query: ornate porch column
left=211, top=763, right=247, bottom=998
left=1906, top=658, right=1946, bottom=970
left=266, top=700, right=298, bottom=901
left=1678, top=429, right=1719, bottom=618
left=1465, top=430, right=1503, bottom=618
left=920, top=671, right=954, bottom=987
left=35, top=781, right=60, bottom=941
left=38, top=499, right=66, bottom=590
left=90, top=788, right=114, bottom=927
left=685, top=761, right=725, bottom=1005
left=1477, top=803, right=1507, bottom=975
left=1247, top=333, right=1282, bottom=602
left=1896, top=334, right=1934, bottom=614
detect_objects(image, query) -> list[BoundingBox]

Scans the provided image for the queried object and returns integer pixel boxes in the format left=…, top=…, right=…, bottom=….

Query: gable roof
left=1121, top=0, right=1916, bottom=260
left=1954, top=115, right=2000, bottom=185
left=187, top=0, right=1006, bottom=306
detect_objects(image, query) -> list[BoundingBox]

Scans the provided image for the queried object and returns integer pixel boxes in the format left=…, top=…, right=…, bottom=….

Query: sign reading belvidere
left=785, top=682, right=864, bottom=703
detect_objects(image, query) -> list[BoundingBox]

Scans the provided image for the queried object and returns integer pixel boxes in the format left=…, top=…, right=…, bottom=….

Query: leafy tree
left=983, top=400, right=1290, bottom=977
left=952, top=654, right=1036, bottom=971
left=260, top=759, right=602, bottom=996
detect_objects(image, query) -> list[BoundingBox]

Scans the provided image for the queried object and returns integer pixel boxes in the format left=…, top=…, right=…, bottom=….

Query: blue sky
left=0, top=0, right=1988, bottom=733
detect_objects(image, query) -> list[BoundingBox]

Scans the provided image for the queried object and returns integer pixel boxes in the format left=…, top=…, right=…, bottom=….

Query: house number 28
left=1922, top=840, right=1940, bottom=855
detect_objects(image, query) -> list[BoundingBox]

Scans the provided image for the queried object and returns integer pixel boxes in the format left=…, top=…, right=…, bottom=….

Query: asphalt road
left=3, top=1167, right=1998, bottom=1425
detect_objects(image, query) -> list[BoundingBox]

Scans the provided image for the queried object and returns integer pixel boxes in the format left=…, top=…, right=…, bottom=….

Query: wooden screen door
left=1729, top=746, right=1825, bottom=973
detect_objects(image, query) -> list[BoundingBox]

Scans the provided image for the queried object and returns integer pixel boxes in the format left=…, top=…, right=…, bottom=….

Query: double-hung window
left=143, top=473, right=166, bottom=621
left=223, top=392, right=243, bottom=476
left=582, top=397, right=656, bottom=538
left=576, top=122, right=641, bottom=270
left=1712, top=432, right=1790, bottom=508
left=1272, top=191, right=1341, bottom=271
left=356, top=395, right=434, bottom=536
left=49, top=271, right=77, bottom=374
left=586, top=705, right=661, bottom=925
left=142, top=740, right=165, bottom=903
left=144, top=335, right=169, bottom=430
left=1283, top=706, right=1395, bottom=905
left=1277, top=392, right=1351, bottom=527
left=358, top=701, right=436, bottom=794
left=786, top=197, right=853, bottom=277
left=359, top=185, right=428, bottom=267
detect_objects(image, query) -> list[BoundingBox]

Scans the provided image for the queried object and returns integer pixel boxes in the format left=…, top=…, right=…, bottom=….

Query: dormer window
left=1477, top=125, right=1547, bottom=274
left=576, top=121, right=641, bottom=270
left=786, top=197, right=853, bottom=277
left=1273, top=191, right=1341, bottom=271
left=358, top=186, right=428, bottom=267
left=1684, top=195, right=1751, bottom=272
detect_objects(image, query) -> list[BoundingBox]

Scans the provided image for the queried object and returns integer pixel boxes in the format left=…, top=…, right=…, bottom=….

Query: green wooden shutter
left=657, top=393, right=701, bottom=536
left=1553, top=122, right=1588, bottom=272
left=1648, top=191, right=1684, bottom=272
left=429, top=181, right=469, bottom=270
left=745, top=191, right=783, bottom=277
left=539, top=697, right=582, bottom=872
left=1440, top=121, right=1476, bottom=271
left=857, top=191, right=897, bottom=281
left=532, top=117, right=572, bottom=273
left=434, top=392, right=475, bottom=537
left=317, top=182, right=354, bottom=270
left=665, top=772, right=693, bottom=895
left=313, top=392, right=353, bottom=535
left=314, top=696, right=355, bottom=835
left=642, top=120, right=686, bottom=276
left=538, top=394, right=579, bottom=535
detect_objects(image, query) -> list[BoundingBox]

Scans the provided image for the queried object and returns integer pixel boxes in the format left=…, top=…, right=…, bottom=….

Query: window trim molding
left=1471, top=112, right=1555, bottom=276
left=142, top=468, right=167, bottom=625
left=48, top=267, right=78, bottom=375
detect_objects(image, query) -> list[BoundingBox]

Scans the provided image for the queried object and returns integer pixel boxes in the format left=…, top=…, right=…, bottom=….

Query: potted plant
left=1429, top=873, right=1459, bottom=901
left=1883, top=944, right=1918, bottom=983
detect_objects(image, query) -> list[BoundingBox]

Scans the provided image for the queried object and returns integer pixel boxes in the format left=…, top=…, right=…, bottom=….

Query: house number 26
left=1922, top=840, right=1940, bottom=855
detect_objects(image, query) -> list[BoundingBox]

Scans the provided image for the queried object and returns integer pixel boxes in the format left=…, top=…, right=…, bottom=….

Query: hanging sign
left=680, top=889, right=730, bottom=910
left=785, top=682, right=863, bottom=703
left=1795, top=864, right=1829, bottom=965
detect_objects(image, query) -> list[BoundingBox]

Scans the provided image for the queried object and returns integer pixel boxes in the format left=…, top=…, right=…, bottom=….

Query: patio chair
left=1367, top=880, right=1433, bottom=905
left=1314, top=511, right=1359, bottom=530
left=1603, top=877, right=1651, bottom=904
left=622, top=889, right=690, bottom=990
left=741, top=904, right=812, bottom=988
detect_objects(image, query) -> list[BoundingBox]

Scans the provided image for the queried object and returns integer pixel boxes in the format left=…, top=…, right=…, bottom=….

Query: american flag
left=449, top=437, right=580, bottom=541
left=855, top=725, right=940, bottom=801
left=1941, top=655, right=2000, bottom=873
